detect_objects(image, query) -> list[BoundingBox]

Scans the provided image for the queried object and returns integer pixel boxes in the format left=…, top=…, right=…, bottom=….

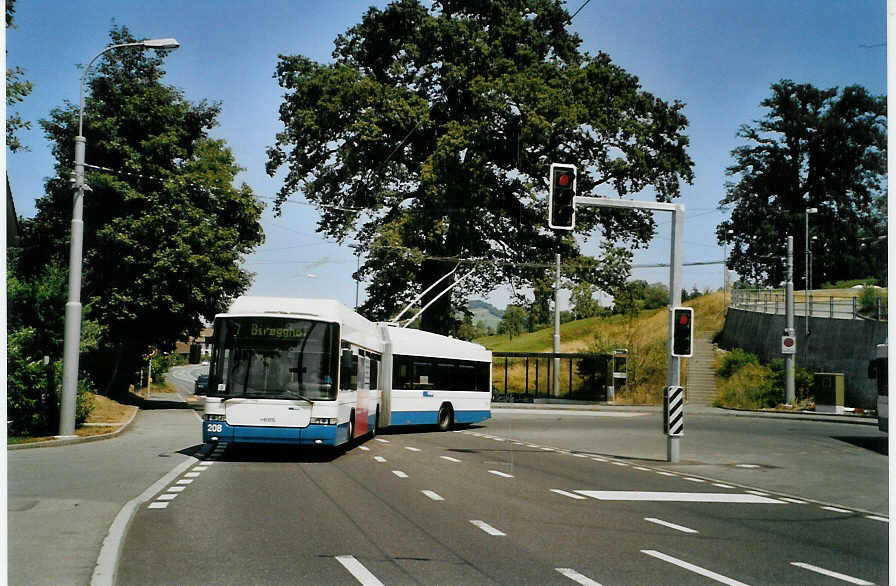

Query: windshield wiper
left=282, top=391, right=314, bottom=404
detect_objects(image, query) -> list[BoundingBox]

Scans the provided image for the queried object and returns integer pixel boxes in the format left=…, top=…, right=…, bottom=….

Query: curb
left=7, top=406, right=141, bottom=451
left=491, top=402, right=879, bottom=426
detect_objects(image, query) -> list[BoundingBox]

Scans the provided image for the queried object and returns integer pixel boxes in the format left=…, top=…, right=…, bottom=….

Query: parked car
left=194, top=374, right=209, bottom=394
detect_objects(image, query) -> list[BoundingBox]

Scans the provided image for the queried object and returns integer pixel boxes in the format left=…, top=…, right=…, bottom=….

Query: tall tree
left=718, top=80, right=886, bottom=287
left=17, top=26, right=265, bottom=396
left=267, top=0, right=694, bottom=335
left=6, top=0, right=34, bottom=153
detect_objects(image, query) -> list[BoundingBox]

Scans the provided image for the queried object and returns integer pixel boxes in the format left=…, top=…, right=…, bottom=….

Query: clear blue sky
left=7, top=1, right=886, bottom=311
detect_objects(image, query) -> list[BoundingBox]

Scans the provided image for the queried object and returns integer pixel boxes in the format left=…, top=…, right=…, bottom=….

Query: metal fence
left=730, top=289, right=887, bottom=321
left=491, top=352, right=620, bottom=402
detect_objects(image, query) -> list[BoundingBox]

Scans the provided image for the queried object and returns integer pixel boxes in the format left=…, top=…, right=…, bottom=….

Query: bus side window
left=340, top=349, right=358, bottom=391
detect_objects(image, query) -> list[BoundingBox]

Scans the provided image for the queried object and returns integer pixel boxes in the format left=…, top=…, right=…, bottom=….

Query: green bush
left=769, top=359, right=815, bottom=403
left=716, top=348, right=759, bottom=379
left=858, top=286, right=886, bottom=317
left=714, top=362, right=780, bottom=409
left=8, top=327, right=95, bottom=437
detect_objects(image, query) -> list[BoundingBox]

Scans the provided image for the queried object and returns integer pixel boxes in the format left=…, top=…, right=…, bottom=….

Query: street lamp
left=803, top=207, right=818, bottom=337
left=723, top=229, right=734, bottom=310
left=59, top=38, right=180, bottom=438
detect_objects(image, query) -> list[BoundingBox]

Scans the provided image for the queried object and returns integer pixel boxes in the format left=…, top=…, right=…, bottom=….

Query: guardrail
left=730, top=289, right=887, bottom=321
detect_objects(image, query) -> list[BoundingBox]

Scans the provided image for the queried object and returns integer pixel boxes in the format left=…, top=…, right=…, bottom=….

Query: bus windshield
left=209, top=317, right=339, bottom=400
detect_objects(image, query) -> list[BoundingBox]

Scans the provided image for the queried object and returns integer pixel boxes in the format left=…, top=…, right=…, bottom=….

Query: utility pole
left=553, top=253, right=561, bottom=397
left=785, top=236, right=796, bottom=405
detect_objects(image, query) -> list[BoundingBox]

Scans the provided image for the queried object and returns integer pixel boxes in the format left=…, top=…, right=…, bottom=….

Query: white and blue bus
left=869, top=342, right=887, bottom=433
left=202, top=297, right=491, bottom=447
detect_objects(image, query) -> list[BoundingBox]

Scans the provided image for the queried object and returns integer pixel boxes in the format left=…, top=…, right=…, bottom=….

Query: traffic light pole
left=575, top=196, right=684, bottom=462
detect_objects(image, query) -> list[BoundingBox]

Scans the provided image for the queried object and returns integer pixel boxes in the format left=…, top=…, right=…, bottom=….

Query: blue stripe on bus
left=390, top=410, right=491, bottom=426
left=203, top=421, right=342, bottom=446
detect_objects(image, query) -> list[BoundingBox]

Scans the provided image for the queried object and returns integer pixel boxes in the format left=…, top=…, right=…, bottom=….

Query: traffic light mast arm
left=574, top=196, right=683, bottom=214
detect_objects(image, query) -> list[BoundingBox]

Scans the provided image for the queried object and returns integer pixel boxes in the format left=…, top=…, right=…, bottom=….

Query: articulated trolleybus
left=203, top=297, right=492, bottom=448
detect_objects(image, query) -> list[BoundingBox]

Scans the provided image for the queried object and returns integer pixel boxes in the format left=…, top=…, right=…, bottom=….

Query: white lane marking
left=147, top=502, right=169, bottom=509
left=359, top=446, right=370, bottom=451
left=440, top=456, right=462, bottom=463
left=866, top=515, right=888, bottom=522
left=470, top=520, right=506, bottom=536
left=644, top=517, right=699, bottom=534
left=641, top=550, right=751, bottom=586
left=573, top=453, right=588, bottom=458
left=823, top=504, right=855, bottom=513
left=551, top=489, right=588, bottom=500
left=192, top=466, right=209, bottom=471
left=541, top=447, right=555, bottom=451
left=592, top=457, right=608, bottom=463
left=735, top=464, right=760, bottom=468
left=166, top=486, right=186, bottom=493
left=392, top=471, right=408, bottom=478
left=633, top=466, right=651, bottom=471
left=555, top=567, right=604, bottom=585
left=526, top=444, right=540, bottom=448
left=176, top=479, right=194, bottom=485
left=779, top=497, right=806, bottom=504
left=790, top=562, right=875, bottom=585
left=201, top=461, right=215, bottom=466
left=422, top=490, right=445, bottom=501
left=712, top=483, right=735, bottom=489
left=576, top=491, right=784, bottom=504
left=373, top=456, right=387, bottom=463
left=405, top=446, right=421, bottom=452
left=488, top=470, right=514, bottom=478
left=745, top=490, right=768, bottom=496
left=683, top=477, right=705, bottom=483
left=156, top=493, right=177, bottom=501
left=374, top=438, right=390, bottom=443
left=184, top=472, right=201, bottom=478
left=656, top=471, right=676, bottom=477
left=611, top=461, right=629, bottom=467
left=335, top=555, right=385, bottom=586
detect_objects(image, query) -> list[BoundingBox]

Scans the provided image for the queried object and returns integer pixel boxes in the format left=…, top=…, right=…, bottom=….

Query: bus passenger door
left=354, top=355, right=369, bottom=437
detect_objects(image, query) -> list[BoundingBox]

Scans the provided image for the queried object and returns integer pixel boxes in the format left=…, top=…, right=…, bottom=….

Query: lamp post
left=723, top=229, right=734, bottom=310
left=803, top=207, right=818, bottom=337
left=59, top=38, right=180, bottom=438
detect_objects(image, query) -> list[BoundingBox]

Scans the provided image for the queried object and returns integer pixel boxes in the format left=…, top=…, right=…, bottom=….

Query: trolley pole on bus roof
left=570, top=196, right=685, bottom=463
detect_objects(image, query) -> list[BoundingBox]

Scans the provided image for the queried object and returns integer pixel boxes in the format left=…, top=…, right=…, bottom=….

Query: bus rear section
left=203, top=302, right=379, bottom=448
left=869, top=343, right=887, bottom=433
left=381, top=325, right=492, bottom=430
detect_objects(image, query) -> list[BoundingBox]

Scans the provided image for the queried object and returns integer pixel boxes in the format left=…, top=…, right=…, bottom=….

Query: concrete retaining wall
left=718, top=309, right=887, bottom=409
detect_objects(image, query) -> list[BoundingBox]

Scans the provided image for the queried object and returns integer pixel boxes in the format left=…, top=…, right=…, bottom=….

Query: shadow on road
left=832, top=435, right=888, bottom=455
left=207, top=442, right=342, bottom=463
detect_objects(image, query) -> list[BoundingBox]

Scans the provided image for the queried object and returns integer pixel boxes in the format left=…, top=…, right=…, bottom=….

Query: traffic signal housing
left=671, top=307, right=693, bottom=357
left=548, top=163, right=576, bottom=230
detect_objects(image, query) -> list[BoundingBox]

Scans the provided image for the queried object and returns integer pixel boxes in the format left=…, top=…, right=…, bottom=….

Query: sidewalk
left=491, top=400, right=880, bottom=426
left=7, top=400, right=203, bottom=586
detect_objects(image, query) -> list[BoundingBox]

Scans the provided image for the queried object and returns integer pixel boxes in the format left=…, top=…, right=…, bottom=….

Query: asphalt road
left=114, top=407, right=887, bottom=585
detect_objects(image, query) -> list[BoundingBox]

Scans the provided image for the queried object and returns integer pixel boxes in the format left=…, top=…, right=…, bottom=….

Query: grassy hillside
left=476, top=291, right=725, bottom=404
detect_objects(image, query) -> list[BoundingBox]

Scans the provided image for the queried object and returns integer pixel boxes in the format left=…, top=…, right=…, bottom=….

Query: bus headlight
left=310, top=417, right=337, bottom=425
left=206, top=414, right=226, bottom=422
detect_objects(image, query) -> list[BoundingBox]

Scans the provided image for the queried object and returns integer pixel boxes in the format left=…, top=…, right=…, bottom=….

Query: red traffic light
left=679, top=314, right=689, bottom=325
left=558, top=173, right=570, bottom=187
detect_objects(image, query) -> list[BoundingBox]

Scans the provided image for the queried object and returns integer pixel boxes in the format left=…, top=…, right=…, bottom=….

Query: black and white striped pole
left=664, top=385, right=684, bottom=462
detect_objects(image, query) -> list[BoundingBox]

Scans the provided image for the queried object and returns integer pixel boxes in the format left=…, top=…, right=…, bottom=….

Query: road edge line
left=90, top=452, right=201, bottom=586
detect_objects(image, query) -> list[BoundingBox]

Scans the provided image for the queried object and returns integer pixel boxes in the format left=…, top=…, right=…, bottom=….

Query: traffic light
left=671, top=307, right=693, bottom=357
left=548, top=163, right=576, bottom=230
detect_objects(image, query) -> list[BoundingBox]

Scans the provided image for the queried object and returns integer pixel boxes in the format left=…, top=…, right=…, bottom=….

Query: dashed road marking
left=683, top=477, right=705, bottom=483
left=359, top=446, right=370, bottom=451
left=488, top=470, right=514, bottom=478
left=373, top=456, right=387, bottom=463
left=779, top=497, right=806, bottom=504
left=712, top=483, right=735, bottom=489
left=470, top=520, right=506, bottom=536
left=644, top=517, right=699, bottom=534
left=156, top=493, right=177, bottom=501
left=551, top=489, right=587, bottom=500
left=422, top=490, right=445, bottom=501
left=865, top=515, right=888, bottom=523
left=822, top=506, right=853, bottom=514
left=166, top=486, right=186, bottom=493
left=374, top=438, right=390, bottom=443
left=147, top=502, right=169, bottom=509
left=335, top=555, right=385, bottom=586
left=405, top=446, right=421, bottom=452
left=176, top=479, right=194, bottom=485
left=641, top=550, right=751, bottom=586
left=790, top=562, right=874, bottom=585
left=440, top=456, right=462, bottom=463
left=392, top=471, right=408, bottom=478
left=555, top=567, right=604, bottom=585
left=576, top=491, right=785, bottom=504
